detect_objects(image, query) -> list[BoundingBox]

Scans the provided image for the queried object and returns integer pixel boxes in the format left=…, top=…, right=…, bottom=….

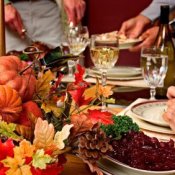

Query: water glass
left=141, top=47, right=168, bottom=100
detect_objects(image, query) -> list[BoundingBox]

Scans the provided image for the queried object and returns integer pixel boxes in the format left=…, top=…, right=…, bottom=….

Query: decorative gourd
left=0, top=56, right=36, bottom=101
left=0, top=85, right=22, bottom=123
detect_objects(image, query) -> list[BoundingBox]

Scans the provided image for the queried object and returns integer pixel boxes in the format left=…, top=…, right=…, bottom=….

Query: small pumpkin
left=0, top=55, right=36, bottom=101
left=0, top=85, right=22, bottom=123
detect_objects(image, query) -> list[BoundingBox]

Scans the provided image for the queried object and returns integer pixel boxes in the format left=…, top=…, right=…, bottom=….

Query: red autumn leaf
left=0, top=162, right=8, bottom=175
left=87, top=109, right=114, bottom=125
left=0, top=139, right=14, bottom=160
left=74, top=64, right=85, bottom=84
left=68, top=88, right=92, bottom=107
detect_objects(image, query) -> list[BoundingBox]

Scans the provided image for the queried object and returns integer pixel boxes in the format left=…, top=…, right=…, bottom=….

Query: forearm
left=141, top=0, right=175, bottom=22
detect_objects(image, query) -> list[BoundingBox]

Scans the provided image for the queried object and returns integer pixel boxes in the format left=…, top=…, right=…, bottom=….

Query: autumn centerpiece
left=0, top=54, right=139, bottom=175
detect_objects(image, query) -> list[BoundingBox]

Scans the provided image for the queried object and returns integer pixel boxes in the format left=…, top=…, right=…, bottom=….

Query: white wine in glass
left=141, top=47, right=168, bottom=100
left=90, top=35, right=119, bottom=111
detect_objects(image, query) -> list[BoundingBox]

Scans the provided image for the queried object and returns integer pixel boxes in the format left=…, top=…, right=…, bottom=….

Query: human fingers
left=75, top=0, right=86, bottom=24
left=167, top=86, right=175, bottom=99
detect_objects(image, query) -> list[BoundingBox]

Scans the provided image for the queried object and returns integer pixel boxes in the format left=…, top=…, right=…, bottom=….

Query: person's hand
left=163, top=99, right=175, bottom=131
left=167, top=86, right=175, bottom=99
left=129, top=26, right=159, bottom=52
left=4, top=4, right=25, bottom=38
left=119, top=15, right=151, bottom=39
left=63, top=0, right=86, bottom=26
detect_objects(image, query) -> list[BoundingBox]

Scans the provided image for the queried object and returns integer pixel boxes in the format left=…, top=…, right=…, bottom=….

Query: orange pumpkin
left=0, top=56, right=36, bottom=101
left=0, top=85, right=22, bottom=123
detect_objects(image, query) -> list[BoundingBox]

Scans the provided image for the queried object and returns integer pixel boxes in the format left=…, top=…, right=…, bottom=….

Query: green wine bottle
left=155, top=5, right=175, bottom=98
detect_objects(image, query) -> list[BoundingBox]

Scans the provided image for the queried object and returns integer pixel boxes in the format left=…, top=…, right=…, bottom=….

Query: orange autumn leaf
left=70, top=113, right=94, bottom=136
left=14, top=140, right=35, bottom=158
left=98, top=85, right=113, bottom=98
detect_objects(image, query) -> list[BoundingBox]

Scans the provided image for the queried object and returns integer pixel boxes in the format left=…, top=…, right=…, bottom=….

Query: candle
left=0, top=0, right=6, bottom=56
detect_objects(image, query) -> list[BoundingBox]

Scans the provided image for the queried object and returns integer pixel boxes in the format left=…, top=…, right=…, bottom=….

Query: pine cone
left=78, top=124, right=112, bottom=164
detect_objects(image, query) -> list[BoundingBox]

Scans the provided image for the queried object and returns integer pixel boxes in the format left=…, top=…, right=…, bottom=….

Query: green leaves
left=0, top=121, right=22, bottom=141
left=101, top=115, right=139, bottom=140
left=32, top=149, right=52, bottom=169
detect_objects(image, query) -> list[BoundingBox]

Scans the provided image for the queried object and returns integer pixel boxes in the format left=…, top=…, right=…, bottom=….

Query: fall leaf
left=84, top=85, right=98, bottom=100
left=0, top=121, right=22, bottom=141
left=14, top=140, right=35, bottom=158
left=33, top=118, right=55, bottom=150
left=87, top=109, right=113, bottom=125
left=54, top=124, right=73, bottom=149
left=35, top=70, right=54, bottom=99
left=98, top=85, right=113, bottom=98
left=0, top=139, right=14, bottom=160
left=70, top=113, right=94, bottom=136
left=41, top=100, right=63, bottom=118
left=15, top=124, right=33, bottom=140
left=32, top=149, right=52, bottom=169
left=2, top=154, right=32, bottom=175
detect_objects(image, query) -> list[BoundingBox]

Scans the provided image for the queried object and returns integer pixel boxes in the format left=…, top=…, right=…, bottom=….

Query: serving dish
left=98, top=156, right=175, bottom=175
left=130, top=100, right=168, bottom=127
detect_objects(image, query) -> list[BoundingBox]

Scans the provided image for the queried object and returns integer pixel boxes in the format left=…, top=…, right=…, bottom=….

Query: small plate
left=99, top=156, right=175, bottom=175
left=131, top=100, right=168, bottom=127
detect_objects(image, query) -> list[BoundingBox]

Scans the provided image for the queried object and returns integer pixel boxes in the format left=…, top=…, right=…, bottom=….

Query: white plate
left=98, top=156, right=175, bottom=175
left=131, top=100, right=168, bottom=127
left=89, top=66, right=141, bottom=77
left=124, top=109, right=174, bottom=135
left=87, top=67, right=143, bottom=80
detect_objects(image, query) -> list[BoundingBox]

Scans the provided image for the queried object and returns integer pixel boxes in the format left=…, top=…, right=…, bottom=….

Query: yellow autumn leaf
left=2, top=154, right=32, bottom=175
left=84, top=85, right=98, bottom=99
left=35, top=70, right=54, bottom=98
left=14, top=139, right=35, bottom=158
left=41, top=100, right=63, bottom=118
left=54, top=124, right=73, bottom=149
left=33, top=118, right=55, bottom=150
left=5, top=164, right=32, bottom=175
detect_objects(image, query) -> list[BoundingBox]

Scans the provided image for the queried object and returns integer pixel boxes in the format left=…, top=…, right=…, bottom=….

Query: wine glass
left=66, top=24, right=89, bottom=76
left=141, top=47, right=168, bottom=100
left=90, top=34, right=119, bottom=111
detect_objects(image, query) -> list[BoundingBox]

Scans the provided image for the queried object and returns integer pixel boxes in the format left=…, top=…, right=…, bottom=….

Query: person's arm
left=141, top=0, right=175, bottom=22
left=4, top=2, right=25, bottom=37
left=63, top=0, right=86, bottom=26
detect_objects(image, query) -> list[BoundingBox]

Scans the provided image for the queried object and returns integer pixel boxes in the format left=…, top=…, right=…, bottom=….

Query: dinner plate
left=130, top=100, right=168, bottom=127
left=124, top=110, right=174, bottom=135
left=87, top=67, right=143, bottom=80
left=98, top=156, right=175, bottom=175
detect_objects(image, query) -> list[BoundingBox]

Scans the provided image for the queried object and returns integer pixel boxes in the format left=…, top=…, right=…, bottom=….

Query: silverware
left=22, top=28, right=34, bottom=43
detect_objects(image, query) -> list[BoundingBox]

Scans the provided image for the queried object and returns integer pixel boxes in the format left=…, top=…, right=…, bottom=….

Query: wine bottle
left=155, top=5, right=175, bottom=98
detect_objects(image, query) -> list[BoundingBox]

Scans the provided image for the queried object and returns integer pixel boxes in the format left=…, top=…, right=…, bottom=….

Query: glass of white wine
left=90, top=34, right=119, bottom=111
left=141, top=47, right=168, bottom=100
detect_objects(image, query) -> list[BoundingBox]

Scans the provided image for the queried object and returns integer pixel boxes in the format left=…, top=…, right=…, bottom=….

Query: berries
left=109, top=131, right=175, bottom=171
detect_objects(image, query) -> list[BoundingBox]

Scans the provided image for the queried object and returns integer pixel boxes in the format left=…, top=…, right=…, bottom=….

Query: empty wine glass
left=90, top=34, right=119, bottom=111
left=141, top=47, right=168, bottom=100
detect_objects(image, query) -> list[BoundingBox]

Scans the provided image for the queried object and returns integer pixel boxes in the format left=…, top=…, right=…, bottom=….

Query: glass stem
left=150, top=86, right=156, bottom=100
left=101, top=71, right=107, bottom=111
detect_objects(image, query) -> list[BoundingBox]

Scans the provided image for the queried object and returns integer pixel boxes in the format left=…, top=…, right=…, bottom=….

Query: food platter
left=87, top=66, right=143, bottom=81
left=98, top=157, right=175, bottom=175
left=130, top=100, right=168, bottom=127
left=95, top=31, right=142, bottom=49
